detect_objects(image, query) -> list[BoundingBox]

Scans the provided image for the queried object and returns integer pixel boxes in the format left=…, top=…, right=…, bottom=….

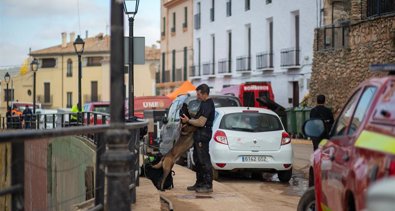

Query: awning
left=166, top=81, right=196, bottom=100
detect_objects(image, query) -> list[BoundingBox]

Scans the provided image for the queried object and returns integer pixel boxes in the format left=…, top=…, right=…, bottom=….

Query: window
left=172, top=12, right=176, bottom=33
left=162, top=17, right=166, bottom=36
left=197, top=39, right=201, bottom=73
left=172, top=49, right=176, bottom=82
left=226, top=0, right=232, bottom=17
left=212, top=34, right=215, bottom=73
left=220, top=113, right=283, bottom=132
left=245, top=0, right=250, bottom=11
left=67, top=92, right=73, bottom=108
left=41, top=58, right=56, bottom=68
left=195, top=2, right=201, bottom=30
left=67, top=59, right=73, bottom=77
left=183, top=47, right=188, bottom=80
left=332, top=90, right=360, bottom=137
left=348, top=87, right=377, bottom=135
left=183, top=7, right=188, bottom=28
left=44, top=82, right=51, bottom=103
left=87, top=56, right=103, bottom=66
left=247, top=25, right=251, bottom=70
left=228, top=31, right=232, bottom=72
left=266, top=0, right=272, bottom=4
left=161, top=52, right=166, bottom=82
left=3, top=89, right=14, bottom=102
left=91, top=81, right=98, bottom=102
left=210, top=0, right=215, bottom=22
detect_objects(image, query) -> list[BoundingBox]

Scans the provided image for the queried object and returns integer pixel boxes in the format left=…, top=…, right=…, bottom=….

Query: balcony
left=175, top=68, right=183, bottom=81
left=316, top=24, right=350, bottom=50
left=218, top=59, right=232, bottom=75
left=202, top=62, right=215, bottom=76
left=280, top=48, right=300, bottom=68
left=189, top=65, right=200, bottom=77
left=256, top=52, right=273, bottom=70
left=194, top=13, right=201, bottom=30
left=236, top=56, right=251, bottom=72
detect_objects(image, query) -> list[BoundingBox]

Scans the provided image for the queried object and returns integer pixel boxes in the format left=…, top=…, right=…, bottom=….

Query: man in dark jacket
left=310, top=94, right=334, bottom=150
left=22, top=105, right=33, bottom=129
left=180, top=84, right=215, bottom=193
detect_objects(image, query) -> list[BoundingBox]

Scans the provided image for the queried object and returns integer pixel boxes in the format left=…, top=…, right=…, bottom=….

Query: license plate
left=242, top=156, right=267, bottom=162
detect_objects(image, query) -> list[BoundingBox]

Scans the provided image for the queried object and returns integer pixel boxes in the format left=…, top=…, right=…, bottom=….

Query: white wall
left=191, top=0, right=318, bottom=107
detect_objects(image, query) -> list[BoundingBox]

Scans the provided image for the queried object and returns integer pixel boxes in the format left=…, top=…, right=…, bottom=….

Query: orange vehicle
left=220, top=82, right=274, bottom=108
left=302, top=65, right=395, bottom=211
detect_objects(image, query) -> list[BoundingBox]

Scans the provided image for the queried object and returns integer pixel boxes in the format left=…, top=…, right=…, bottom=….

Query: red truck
left=300, top=65, right=395, bottom=211
left=220, top=82, right=274, bottom=108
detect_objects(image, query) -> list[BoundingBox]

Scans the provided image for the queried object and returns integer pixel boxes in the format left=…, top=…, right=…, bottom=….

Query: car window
left=188, top=100, right=201, bottom=117
left=373, top=80, right=395, bottom=124
left=167, top=100, right=180, bottom=123
left=212, top=97, right=240, bottom=107
left=332, top=90, right=360, bottom=137
left=93, top=105, right=110, bottom=114
left=348, top=86, right=377, bottom=135
left=219, top=112, right=282, bottom=132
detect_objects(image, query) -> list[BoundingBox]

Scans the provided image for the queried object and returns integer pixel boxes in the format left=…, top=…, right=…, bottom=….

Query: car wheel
left=297, top=187, right=315, bottom=211
left=277, top=168, right=292, bottom=183
left=213, top=169, right=219, bottom=180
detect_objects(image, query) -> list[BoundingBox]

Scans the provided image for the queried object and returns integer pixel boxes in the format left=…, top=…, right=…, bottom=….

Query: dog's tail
left=151, top=160, right=163, bottom=169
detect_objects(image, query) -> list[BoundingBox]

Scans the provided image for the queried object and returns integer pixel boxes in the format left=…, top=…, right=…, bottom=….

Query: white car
left=208, top=107, right=293, bottom=182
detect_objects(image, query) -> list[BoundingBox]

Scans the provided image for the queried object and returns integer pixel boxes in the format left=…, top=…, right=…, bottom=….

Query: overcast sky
left=0, top=0, right=160, bottom=68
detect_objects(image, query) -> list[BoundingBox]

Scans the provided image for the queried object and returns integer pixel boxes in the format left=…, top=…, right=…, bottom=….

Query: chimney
left=70, top=32, right=76, bottom=43
left=61, top=32, right=67, bottom=48
left=85, top=30, right=88, bottom=39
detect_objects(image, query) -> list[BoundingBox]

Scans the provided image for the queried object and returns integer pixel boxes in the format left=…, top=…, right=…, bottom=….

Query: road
left=216, top=141, right=313, bottom=210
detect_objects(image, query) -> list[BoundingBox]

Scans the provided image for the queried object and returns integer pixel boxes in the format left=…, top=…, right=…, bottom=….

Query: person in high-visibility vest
left=70, top=102, right=82, bottom=125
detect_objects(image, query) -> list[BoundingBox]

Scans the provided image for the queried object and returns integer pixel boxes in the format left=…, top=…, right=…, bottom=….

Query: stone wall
left=310, top=15, right=395, bottom=114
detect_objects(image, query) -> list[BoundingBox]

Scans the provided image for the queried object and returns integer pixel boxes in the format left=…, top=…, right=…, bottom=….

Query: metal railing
left=218, top=59, right=231, bottom=74
left=256, top=52, right=273, bottom=69
left=189, top=65, right=200, bottom=77
left=280, top=48, right=300, bottom=67
left=0, top=111, right=147, bottom=211
left=202, top=62, right=214, bottom=75
left=0, top=2, right=149, bottom=211
left=236, top=56, right=251, bottom=72
left=316, top=24, right=350, bottom=50
left=367, top=0, right=395, bottom=17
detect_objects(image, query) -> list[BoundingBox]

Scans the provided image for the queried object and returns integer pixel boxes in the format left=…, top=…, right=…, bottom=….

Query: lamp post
left=4, top=72, right=10, bottom=109
left=30, top=58, right=39, bottom=114
left=124, top=0, right=140, bottom=120
left=73, top=35, right=85, bottom=112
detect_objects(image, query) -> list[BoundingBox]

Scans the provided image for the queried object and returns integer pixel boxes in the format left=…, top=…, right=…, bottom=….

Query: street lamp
left=124, top=0, right=140, bottom=120
left=30, top=58, right=39, bottom=114
left=4, top=72, right=10, bottom=109
left=73, top=35, right=85, bottom=112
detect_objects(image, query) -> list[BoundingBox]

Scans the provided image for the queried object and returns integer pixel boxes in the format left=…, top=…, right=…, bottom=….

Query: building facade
left=310, top=0, right=395, bottom=113
left=1, top=32, right=160, bottom=112
left=191, top=0, right=318, bottom=107
left=157, top=0, right=194, bottom=96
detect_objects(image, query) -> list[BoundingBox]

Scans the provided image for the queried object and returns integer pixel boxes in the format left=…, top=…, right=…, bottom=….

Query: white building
left=191, top=0, right=320, bottom=107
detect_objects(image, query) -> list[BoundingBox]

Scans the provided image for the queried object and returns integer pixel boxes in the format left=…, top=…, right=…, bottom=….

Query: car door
left=319, top=89, right=361, bottom=211
left=332, top=86, right=377, bottom=211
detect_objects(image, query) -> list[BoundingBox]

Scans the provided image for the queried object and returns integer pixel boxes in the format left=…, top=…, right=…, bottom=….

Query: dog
left=152, top=103, right=197, bottom=191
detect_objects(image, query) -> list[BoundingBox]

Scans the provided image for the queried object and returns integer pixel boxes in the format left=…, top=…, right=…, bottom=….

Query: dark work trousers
left=193, top=141, right=213, bottom=187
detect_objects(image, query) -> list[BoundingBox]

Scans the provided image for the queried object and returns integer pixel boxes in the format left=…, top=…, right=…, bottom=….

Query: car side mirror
left=303, top=119, right=325, bottom=139
left=367, top=178, right=395, bottom=211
